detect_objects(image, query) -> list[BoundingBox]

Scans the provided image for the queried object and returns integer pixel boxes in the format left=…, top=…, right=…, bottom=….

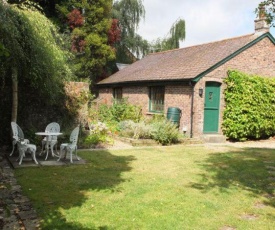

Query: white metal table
left=35, top=132, right=62, bottom=160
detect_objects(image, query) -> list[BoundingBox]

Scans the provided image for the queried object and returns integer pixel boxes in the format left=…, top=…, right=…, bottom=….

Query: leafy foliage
left=0, top=3, right=74, bottom=101
left=108, top=18, right=121, bottom=47
left=118, top=120, right=152, bottom=139
left=223, top=70, right=275, bottom=141
left=256, top=1, right=275, bottom=27
left=117, top=116, right=181, bottom=145
left=112, top=0, right=149, bottom=61
left=98, top=99, right=142, bottom=124
left=56, top=0, right=115, bottom=81
left=150, top=119, right=181, bottom=145
left=150, top=18, right=186, bottom=52
left=84, top=121, right=113, bottom=147
left=67, top=9, right=84, bottom=29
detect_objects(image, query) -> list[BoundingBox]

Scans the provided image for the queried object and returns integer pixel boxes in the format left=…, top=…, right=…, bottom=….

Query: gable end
left=192, top=32, right=275, bottom=82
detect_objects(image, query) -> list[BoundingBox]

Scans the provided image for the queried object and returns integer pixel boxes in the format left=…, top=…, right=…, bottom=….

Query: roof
left=98, top=32, right=275, bottom=86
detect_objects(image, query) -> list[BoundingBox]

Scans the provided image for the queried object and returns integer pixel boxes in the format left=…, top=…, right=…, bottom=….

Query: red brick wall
left=98, top=85, right=193, bottom=135
left=65, top=81, right=90, bottom=124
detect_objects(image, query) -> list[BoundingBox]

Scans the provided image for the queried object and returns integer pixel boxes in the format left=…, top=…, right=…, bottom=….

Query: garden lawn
left=14, top=145, right=275, bottom=230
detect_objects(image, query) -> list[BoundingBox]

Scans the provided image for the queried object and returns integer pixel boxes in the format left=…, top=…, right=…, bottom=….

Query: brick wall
left=64, top=81, right=90, bottom=125
left=98, top=84, right=193, bottom=135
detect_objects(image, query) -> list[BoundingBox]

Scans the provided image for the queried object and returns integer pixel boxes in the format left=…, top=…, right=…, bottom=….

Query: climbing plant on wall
left=223, top=70, right=275, bottom=141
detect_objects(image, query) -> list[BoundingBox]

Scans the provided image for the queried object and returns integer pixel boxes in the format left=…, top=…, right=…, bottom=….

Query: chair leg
left=10, top=142, right=16, bottom=156
left=50, top=143, right=54, bottom=157
left=31, top=150, right=38, bottom=164
left=51, top=143, right=58, bottom=157
left=74, top=147, right=80, bottom=161
left=44, top=143, right=50, bottom=160
left=55, top=143, right=58, bottom=156
left=40, top=142, right=45, bottom=156
left=70, top=149, right=73, bottom=163
left=57, top=146, right=64, bottom=161
left=18, top=149, right=24, bottom=165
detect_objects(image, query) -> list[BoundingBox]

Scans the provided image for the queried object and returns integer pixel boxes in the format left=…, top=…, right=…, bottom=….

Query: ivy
left=223, top=70, right=275, bottom=141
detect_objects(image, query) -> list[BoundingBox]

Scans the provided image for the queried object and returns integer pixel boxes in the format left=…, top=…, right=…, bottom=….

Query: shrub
left=118, top=120, right=152, bottom=139
left=84, top=122, right=113, bottom=147
left=223, top=70, right=275, bottom=141
left=118, top=116, right=181, bottom=145
left=151, top=120, right=180, bottom=145
left=98, top=98, right=142, bottom=124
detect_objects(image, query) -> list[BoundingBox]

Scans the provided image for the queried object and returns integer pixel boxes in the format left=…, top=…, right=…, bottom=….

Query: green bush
left=118, top=120, right=152, bottom=139
left=151, top=120, right=181, bottom=145
left=84, top=122, right=113, bottom=147
left=98, top=99, right=142, bottom=124
left=118, top=115, right=180, bottom=145
left=223, top=70, right=275, bottom=141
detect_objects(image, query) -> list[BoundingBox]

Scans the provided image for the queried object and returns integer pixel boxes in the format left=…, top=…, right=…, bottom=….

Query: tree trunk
left=11, top=67, right=18, bottom=122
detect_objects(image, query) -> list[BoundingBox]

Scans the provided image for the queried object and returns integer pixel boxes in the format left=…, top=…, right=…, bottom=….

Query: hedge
left=222, top=70, right=275, bottom=141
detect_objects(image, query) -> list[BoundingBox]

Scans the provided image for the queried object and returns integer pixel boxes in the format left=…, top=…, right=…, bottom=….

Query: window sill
left=146, top=112, right=164, bottom=115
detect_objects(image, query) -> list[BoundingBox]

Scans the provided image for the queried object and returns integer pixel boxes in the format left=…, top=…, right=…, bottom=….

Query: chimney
left=255, top=4, right=269, bottom=34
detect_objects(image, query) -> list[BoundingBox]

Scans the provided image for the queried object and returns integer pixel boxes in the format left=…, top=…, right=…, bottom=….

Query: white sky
left=137, top=0, right=275, bottom=48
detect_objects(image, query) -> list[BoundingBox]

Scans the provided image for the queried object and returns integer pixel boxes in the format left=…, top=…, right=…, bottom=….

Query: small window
left=113, top=87, right=122, bottom=103
left=149, top=86, right=164, bottom=113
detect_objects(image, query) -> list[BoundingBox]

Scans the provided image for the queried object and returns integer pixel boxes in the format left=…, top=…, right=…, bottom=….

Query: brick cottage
left=96, top=12, right=275, bottom=140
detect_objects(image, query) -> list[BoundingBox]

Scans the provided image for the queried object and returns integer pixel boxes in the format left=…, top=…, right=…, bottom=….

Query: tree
left=257, top=1, right=275, bottom=27
left=112, top=0, right=149, bottom=62
left=55, top=0, right=115, bottom=81
left=150, top=18, right=185, bottom=52
left=0, top=1, right=73, bottom=122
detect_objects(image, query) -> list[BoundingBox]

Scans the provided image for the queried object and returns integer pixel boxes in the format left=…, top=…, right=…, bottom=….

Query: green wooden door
left=203, top=82, right=221, bottom=133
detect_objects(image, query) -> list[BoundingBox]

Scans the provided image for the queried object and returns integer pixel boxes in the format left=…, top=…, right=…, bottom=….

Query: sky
left=137, top=0, right=275, bottom=48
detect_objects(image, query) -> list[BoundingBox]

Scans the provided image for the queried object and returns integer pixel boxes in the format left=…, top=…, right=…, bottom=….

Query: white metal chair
left=58, top=126, right=80, bottom=163
left=41, top=122, right=60, bottom=159
left=17, top=139, right=38, bottom=165
left=10, top=122, right=38, bottom=165
left=10, top=122, right=29, bottom=156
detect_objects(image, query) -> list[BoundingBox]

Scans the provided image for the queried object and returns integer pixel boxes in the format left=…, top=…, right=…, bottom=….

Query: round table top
left=35, top=132, right=62, bottom=136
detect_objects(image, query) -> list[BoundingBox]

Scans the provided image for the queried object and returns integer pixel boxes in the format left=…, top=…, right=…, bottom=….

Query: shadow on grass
left=190, top=147, right=275, bottom=208
left=15, top=150, right=136, bottom=230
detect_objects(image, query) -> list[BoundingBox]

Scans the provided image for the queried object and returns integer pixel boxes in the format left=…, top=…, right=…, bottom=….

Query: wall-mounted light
left=199, top=87, right=204, bottom=97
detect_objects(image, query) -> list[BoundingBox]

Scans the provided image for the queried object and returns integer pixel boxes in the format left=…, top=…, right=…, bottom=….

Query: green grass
left=14, top=145, right=275, bottom=229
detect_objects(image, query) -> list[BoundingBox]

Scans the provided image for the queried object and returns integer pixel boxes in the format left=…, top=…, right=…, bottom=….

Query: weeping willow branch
left=150, top=18, right=186, bottom=53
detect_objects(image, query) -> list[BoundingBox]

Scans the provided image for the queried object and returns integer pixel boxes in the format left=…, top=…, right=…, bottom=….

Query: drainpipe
left=189, top=81, right=196, bottom=138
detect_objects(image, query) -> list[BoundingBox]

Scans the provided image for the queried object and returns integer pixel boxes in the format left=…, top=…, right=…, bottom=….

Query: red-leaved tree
left=67, top=9, right=84, bottom=30
left=71, top=35, right=86, bottom=53
left=67, top=9, right=85, bottom=53
left=108, top=19, right=121, bottom=47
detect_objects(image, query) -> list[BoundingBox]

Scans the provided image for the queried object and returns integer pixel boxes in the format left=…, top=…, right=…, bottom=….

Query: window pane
left=113, top=87, right=122, bottom=103
left=150, top=86, right=164, bottom=112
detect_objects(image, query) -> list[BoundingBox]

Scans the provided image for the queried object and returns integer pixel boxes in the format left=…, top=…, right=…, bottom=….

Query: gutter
left=96, top=79, right=192, bottom=88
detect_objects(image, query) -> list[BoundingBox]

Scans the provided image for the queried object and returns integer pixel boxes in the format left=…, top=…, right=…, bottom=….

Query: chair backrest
left=11, top=122, right=24, bottom=141
left=45, top=122, right=60, bottom=133
left=69, top=126, right=80, bottom=145
left=45, top=122, right=60, bottom=140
